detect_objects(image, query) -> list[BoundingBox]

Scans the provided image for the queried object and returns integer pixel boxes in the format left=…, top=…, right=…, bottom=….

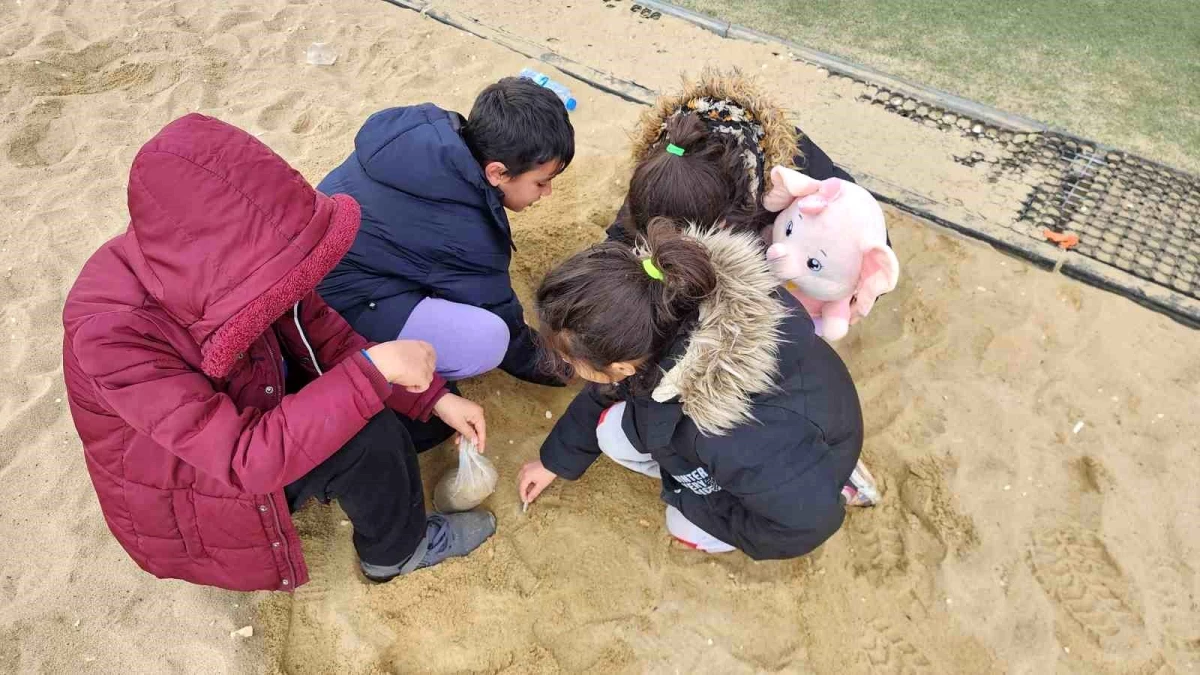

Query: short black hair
left=463, top=77, right=575, bottom=177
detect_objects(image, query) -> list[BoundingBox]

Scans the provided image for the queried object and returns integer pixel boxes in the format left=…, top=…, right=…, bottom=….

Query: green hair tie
left=666, top=143, right=685, bottom=156
left=642, top=258, right=665, bottom=281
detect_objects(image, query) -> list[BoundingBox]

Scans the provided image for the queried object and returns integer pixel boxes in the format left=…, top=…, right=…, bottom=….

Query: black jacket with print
left=539, top=229, right=863, bottom=560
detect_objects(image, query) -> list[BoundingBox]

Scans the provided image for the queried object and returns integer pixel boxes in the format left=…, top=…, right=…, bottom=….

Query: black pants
left=284, top=411, right=426, bottom=567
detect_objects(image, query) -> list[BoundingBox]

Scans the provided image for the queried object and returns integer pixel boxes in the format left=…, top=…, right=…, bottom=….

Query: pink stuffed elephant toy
left=763, top=166, right=899, bottom=341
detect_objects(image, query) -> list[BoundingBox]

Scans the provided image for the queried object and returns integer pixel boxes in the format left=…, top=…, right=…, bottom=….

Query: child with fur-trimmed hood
left=518, top=221, right=863, bottom=558
left=607, top=68, right=858, bottom=244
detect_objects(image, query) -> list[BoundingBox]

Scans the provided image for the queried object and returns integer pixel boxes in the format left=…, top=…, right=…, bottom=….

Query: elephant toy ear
left=762, top=165, right=821, bottom=212
left=852, top=245, right=900, bottom=317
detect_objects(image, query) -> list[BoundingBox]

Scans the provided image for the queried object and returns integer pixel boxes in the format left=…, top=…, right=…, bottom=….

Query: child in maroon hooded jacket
left=62, top=114, right=494, bottom=591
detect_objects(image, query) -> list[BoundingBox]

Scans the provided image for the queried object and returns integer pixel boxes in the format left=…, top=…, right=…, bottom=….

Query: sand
left=1, top=1, right=1198, bottom=673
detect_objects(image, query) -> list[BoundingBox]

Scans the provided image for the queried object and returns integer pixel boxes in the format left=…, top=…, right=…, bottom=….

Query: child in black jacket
left=519, top=221, right=865, bottom=559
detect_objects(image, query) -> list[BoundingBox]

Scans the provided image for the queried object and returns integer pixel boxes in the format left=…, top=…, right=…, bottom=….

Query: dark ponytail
left=536, top=219, right=718, bottom=393
left=626, top=113, right=761, bottom=238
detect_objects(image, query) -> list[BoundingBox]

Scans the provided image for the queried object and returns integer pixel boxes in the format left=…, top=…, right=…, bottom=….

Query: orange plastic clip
left=1043, top=229, right=1080, bottom=250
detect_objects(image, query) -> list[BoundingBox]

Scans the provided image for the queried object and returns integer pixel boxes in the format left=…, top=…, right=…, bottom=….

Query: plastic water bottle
left=518, top=68, right=578, bottom=112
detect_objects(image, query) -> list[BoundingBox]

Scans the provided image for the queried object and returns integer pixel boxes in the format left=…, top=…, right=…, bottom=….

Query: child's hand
left=433, top=394, right=487, bottom=451
left=366, top=340, right=436, bottom=392
left=518, top=460, right=558, bottom=505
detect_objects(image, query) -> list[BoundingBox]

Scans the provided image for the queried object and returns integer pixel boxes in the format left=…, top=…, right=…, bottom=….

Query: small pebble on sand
left=1072, top=421, right=1085, bottom=434
left=231, top=625, right=253, bottom=639
left=339, top=519, right=350, bottom=527
left=545, top=411, right=552, bottom=419
left=1003, top=485, right=1011, bottom=491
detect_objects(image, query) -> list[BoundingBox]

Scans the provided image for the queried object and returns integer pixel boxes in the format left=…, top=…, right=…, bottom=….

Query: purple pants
left=398, top=298, right=509, bottom=381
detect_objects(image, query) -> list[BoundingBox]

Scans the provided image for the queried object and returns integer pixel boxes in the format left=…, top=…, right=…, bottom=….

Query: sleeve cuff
left=353, top=350, right=394, bottom=403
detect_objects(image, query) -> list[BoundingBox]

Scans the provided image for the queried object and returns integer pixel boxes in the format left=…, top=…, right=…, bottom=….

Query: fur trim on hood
left=630, top=68, right=799, bottom=191
left=647, top=227, right=788, bottom=436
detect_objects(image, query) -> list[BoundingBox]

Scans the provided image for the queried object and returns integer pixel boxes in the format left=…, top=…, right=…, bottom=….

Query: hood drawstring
left=293, top=303, right=323, bottom=376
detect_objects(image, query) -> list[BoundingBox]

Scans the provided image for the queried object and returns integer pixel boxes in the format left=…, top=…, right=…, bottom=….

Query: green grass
left=673, top=0, right=1200, bottom=171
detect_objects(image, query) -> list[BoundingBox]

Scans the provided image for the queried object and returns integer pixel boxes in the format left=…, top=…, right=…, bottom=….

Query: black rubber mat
left=859, top=82, right=1200, bottom=314
left=1017, top=139, right=1199, bottom=300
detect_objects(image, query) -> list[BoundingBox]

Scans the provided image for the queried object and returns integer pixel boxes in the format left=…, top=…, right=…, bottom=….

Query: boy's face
left=486, top=160, right=562, bottom=212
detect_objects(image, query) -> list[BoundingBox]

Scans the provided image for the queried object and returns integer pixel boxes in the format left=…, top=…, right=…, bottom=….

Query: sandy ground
left=1, top=1, right=1198, bottom=673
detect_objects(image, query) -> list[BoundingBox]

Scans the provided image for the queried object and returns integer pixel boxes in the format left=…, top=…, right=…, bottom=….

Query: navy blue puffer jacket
left=317, top=104, right=550, bottom=384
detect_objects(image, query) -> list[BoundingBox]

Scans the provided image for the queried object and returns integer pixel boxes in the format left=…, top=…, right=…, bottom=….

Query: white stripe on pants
left=596, top=402, right=734, bottom=553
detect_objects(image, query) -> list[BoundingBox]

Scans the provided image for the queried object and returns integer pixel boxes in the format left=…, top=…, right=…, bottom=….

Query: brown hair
left=536, top=219, right=718, bottom=394
left=624, top=113, right=768, bottom=240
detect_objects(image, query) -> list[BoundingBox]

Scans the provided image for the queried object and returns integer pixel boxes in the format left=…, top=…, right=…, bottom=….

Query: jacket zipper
left=260, top=334, right=296, bottom=587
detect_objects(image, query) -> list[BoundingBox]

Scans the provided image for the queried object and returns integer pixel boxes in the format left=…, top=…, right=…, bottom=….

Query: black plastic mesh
left=1017, top=137, right=1200, bottom=299
left=857, top=84, right=1200, bottom=303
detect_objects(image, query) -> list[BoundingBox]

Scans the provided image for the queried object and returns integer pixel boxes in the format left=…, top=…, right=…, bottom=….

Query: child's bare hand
left=518, top=460, right=558, bottom=505
left=365, top=340, right=436, bottom=392
left=433, top=394, right=487, bottom=451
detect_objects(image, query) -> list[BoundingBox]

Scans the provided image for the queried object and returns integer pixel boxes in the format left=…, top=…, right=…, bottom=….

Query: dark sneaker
left=361, top=511, right=496, bottom=583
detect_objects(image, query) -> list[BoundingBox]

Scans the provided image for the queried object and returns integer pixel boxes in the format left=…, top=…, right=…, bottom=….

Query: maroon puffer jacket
left=62, top=114, right=447, bottom=592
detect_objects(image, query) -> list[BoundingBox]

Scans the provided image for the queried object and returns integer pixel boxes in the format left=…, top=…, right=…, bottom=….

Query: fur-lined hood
left=645, top=227, right=788, bottom=436
left=630, top=68, right=799, bottom=192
